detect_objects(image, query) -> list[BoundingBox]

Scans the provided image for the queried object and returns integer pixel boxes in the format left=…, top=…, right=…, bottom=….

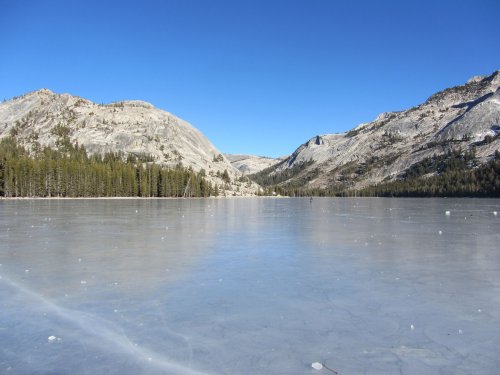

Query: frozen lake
left=1, top=198, right=499, bottom=375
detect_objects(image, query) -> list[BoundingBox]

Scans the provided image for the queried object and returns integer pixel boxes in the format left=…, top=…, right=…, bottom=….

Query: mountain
left=251, top=71, right=500, bottom=194
left=0, top=89, right=258, bottom=195
left=225, top=154, right=282, bottom=174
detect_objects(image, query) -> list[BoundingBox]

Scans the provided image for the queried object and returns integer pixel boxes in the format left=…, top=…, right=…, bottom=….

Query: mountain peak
left=467, top=70, right=500, bottom=85
left=25, top=88, right=56, bottom=97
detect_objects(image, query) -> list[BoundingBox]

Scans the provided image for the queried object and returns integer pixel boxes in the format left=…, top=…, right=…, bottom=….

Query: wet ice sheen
left=1, top=198, right=499, bottom=375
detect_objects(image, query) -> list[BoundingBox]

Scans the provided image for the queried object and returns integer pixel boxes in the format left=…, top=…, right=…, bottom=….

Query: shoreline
left=0, top=196, right=497, bottom=200
left=0, top=195, right=287, bottom=200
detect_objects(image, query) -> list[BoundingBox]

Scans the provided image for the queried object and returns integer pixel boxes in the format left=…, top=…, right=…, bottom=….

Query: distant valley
left=225, top=154, right=282, bottom=175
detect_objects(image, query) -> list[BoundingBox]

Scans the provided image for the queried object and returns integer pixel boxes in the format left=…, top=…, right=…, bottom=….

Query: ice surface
left=1, top=198, right=500, bottom=374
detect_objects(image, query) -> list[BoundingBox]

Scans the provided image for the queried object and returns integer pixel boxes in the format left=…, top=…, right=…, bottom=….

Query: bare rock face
left=263, top=71, right=500, bottom=189
left=0, top=89, right=259, bottom=195
left=225, top=154, right=282, bottom=174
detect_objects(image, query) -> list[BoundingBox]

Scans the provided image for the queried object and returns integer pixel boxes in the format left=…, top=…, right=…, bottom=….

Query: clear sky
left=1, top=0, right=499, bottom=157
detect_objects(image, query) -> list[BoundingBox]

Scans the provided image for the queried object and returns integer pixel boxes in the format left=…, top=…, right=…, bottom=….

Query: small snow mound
left=445, top=211, right=451, bottom=216
left=48, top=335, right=57, bottom=342
left=311, top=362, right=323, bottom=370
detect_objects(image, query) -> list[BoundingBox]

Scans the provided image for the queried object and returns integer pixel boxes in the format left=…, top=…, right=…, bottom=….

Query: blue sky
left=1, top=0, right=499, bottom=157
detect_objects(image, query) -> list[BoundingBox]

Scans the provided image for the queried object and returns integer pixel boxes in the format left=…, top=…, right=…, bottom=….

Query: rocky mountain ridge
left=0, top=89, right=258, bottom=195
left=257, top=71, right=500, bottom=190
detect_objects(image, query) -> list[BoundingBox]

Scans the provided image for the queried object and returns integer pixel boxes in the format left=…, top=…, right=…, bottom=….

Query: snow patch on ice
left=311, top=362, right=323, bottom=370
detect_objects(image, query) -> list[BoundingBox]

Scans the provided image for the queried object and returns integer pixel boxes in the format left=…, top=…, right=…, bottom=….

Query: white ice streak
left=0, top=275, right=213, bottom=375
